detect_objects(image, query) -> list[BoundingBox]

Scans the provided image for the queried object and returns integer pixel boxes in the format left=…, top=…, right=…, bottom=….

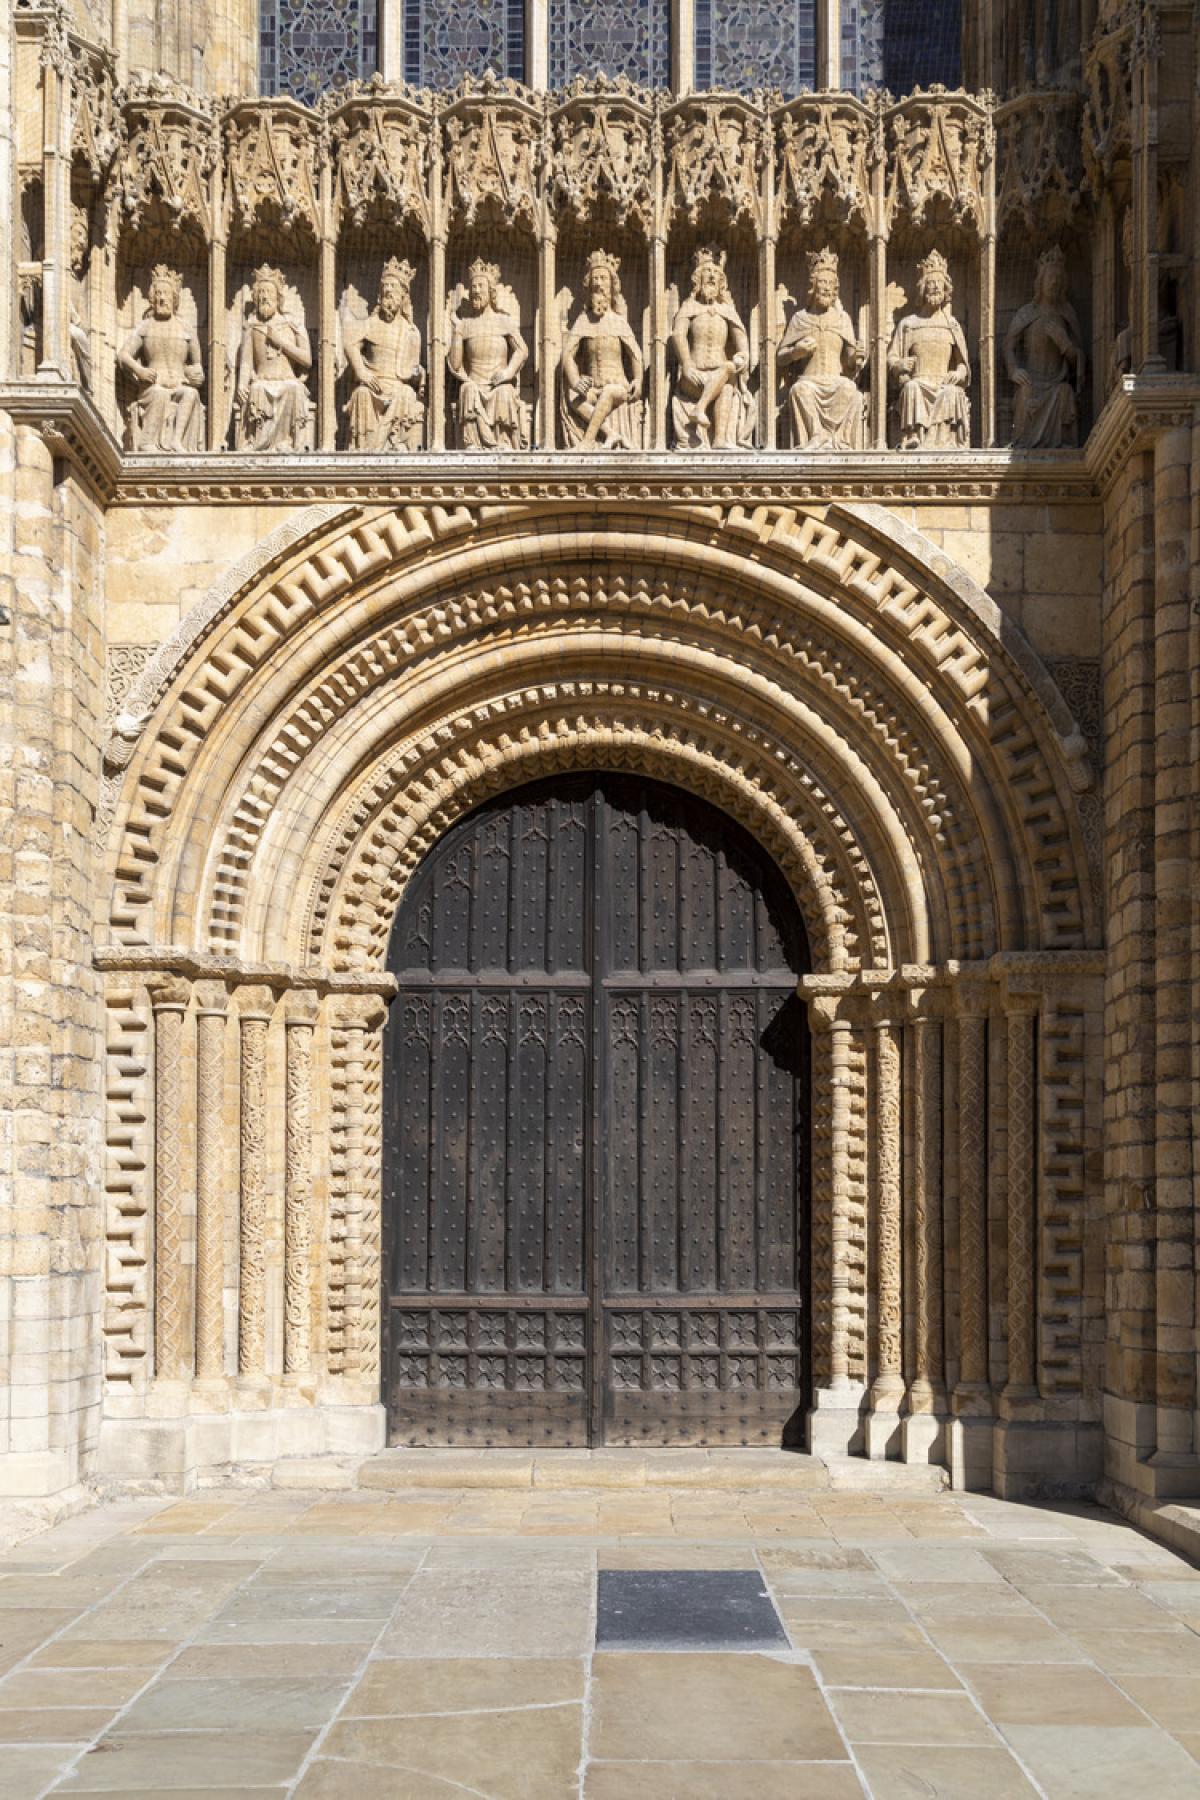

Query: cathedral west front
left=1, top=0, right=1198, bottom=1547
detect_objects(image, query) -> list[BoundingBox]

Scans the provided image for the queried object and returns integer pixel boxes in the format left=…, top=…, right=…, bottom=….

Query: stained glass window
left=884, top=0, right=962, bottom=94
left=842, top=0, right=886, bottom=95
left=548, top=0, right=671, bottom=89
left=260, top=0, right=378, bottom=102
left=694, top=0, right=816, bottom=95
left=403, top=0, right=526, bottom=85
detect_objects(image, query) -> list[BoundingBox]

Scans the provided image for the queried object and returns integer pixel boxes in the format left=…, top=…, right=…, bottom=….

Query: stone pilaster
left=865, top=1011, right=904, bottom=1458
left=284, top=990, right=320, bottom=1381
left=193, top=981, right=228, bottom=1386
left=236, top=985, right=275, bottom=1383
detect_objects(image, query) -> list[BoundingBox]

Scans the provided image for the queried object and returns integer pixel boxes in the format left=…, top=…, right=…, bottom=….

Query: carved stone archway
left=95, top=499, right=1104, bottom=1495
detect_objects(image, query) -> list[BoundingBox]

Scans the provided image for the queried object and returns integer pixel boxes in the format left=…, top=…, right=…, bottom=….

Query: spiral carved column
left=866, top=1014, right=904, bottom=1457
left=148, top=976, right=192, bottom=1383
left=1004, top=997, right=1039, bottom=1397
left=284, top=992, right=319, bottom=1378
left=237, top=986, right=275, bottom=1379
left=903, top=1001, right=947, bottom=1463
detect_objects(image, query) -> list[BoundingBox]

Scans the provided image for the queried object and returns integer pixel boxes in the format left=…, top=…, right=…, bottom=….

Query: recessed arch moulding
left=95, top=497, right=1104, bottom=1496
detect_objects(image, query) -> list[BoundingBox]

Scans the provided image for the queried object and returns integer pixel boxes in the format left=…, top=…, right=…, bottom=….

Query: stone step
left=272, top=1447, right=949, bottom=1495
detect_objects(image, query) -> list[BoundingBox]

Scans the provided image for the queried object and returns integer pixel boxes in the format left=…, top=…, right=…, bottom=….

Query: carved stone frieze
left=775, top=97, right=875, bottom=231
left=330, top=86, right=431, bottom=234
left=117, top=77, right=216, bottom=235
left=225, top=100, right=322, bottom=237
left=996, top=93, right=1083, bottom=234
left=442, top=80, right=541, bottom=228
left=664, top=98, right=763, bottom=231
left=886, top=90, right=993, bottom=233
left=551, top=81, right=654, bottom=232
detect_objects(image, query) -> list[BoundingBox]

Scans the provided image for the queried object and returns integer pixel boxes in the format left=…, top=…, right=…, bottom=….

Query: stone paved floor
left=2, top=1483, right=1200, bottom=1797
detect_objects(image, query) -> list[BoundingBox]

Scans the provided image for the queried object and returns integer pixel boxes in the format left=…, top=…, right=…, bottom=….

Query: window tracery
left=260, top=0, right=379, bottom=103
left=548, top=0, right=671, bottom=89
left=403, top=0, right=526, bottom=85
left=694, top=0, right=816, bottom=95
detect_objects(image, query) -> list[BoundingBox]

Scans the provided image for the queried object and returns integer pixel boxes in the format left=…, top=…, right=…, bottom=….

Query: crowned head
left=467, top=257, right=500, bottom=310
left=1034, top=244, right=1067, bottom=304
left=147, top=263, right=183, bottom=318
left=584, top=249, right=622, bottom=315
left=917, top=247, right=951, bottom=307
left=252, top=263, right=287, bottom=319
left=807, top=246, right=839, bottom=308
left=691, top=245, right=728, bottom=304
left=379, top=255, right=415, bottom=320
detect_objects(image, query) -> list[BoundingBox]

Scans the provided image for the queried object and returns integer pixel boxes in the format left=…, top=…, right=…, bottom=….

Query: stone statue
left=118, top=264, right=205, bottom=453
left=344, top=258, right=425, bottom=452
left=69, top=208, right=92, bottom=392
left=560, top=251, right=644, bottom=450
left=670, top=246, right=755, bottom=451
left=778, top=247, right=865, bottom=452
left=1004, top=245, right=1084, bottom=449
left=447, top=258, right=530, bottom=452
left=887, top=249, right=970, bottom=450
left=233, top=265, right=313, bottom=452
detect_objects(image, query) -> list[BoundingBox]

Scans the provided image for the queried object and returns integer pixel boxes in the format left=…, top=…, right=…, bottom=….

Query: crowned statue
left=561, top=251, right=645, bottom=450
left=887, top=249, right=971, bottom=450
left=118, top=264, right=206, bottom=453
left=669, top=246, right=755, bottom=451
left=233, top=264, right=313, bottom=452
left=448, top=258, right=530, bottom=451
left=1004, top=245, right=1084, bottom=449
left=345, top=258, right=425, bottom=452
left=778, top=247, right=865, bottom=451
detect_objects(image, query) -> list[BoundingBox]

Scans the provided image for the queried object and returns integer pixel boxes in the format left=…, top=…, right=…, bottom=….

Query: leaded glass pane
left=548, top=0, right=671, bottom=88
left=844, top=0, right=885, bottom=95
left=884, top=0, right=962, bottom=94
left=694, top=0, right=816, bottom=96
left=260, top=0, right=378, bottom=103
left=403, top=0, right=526, bottom=85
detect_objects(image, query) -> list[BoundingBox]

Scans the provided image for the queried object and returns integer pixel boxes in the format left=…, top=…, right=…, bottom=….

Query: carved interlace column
left=1004, top=996, right=1039, bottom=1395
left=284, top=991, right=320, bottom=1377
left=237, top=985, right=275, bottom=1378
left=905, top=1006, right=946, bottom=1412
left=335, top=995, right=386, bottom=1378
left=869, top=1015, right=904, bottom=1417
left=955, top=993, right=990, bottom=1396
left=148, top=975, right=192, bottom=1382
left=193, top=981, right=229, bottom=1382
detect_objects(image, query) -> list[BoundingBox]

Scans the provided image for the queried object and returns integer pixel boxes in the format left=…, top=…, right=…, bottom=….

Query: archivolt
left=101, top=498, right=1099, bottom=976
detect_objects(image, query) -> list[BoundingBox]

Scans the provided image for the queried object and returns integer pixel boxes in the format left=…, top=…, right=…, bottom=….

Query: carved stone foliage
left=71, top=41, right=118, bottom=183
left=331, top=87, right=431, bottom=234
left=996, top=94, right=1083, bottom=235
left=886, top=92, right=992, bottom=233
left=551, top=82, right=654, bottom=233
left=775, top=97, right=875, bottom=232
left=1081, top=10, right=1134, bottom=189
left=664, top=100, right=763, bottom=231
left=225, top=100, right=321, bottom=237
left=117, top=79, right=216, bottom=236
left=442, top=82, right=540, bottom=228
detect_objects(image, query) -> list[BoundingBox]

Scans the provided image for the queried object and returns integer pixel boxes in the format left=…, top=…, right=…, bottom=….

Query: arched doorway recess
left=383, top=774, right=811, bottom=1447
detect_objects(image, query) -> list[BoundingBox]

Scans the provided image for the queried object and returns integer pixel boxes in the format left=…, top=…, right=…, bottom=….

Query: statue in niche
left=778, top=247, right=865, bottom=452
left=1004, top=245, right=1084, bottom=449
left=118, top=263, right=205, bottom=453
left=343, top=257, right=425, bottom=451
left=447, top=258, right=530, bottom=451
left=560, top=251, right=644, bottom=450
left=887, top=250, right=970, bottom=450
left=233, top=264, right=313, bottom=452
left=69, top=207, right=92, bottom=391
left=669, top=246, right=755, bottom=451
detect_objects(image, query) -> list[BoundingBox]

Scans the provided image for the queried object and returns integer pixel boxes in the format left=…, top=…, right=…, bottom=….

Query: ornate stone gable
left=330, top=80, right=431, bottom=233
left=550, top=77, right=654, bottom=231
left=663, top=95, right=763, bottom=230
left=441, top=76, right=541, bottom=227
left=224, top=98, right=323, bottom=235
left=117, top=75, right=216, bottom=235
left=775, top=95, right=877, bottom=230
left=886, top=89, right=993, bottom=231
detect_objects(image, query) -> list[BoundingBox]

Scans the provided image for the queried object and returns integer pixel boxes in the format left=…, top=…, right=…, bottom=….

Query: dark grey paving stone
left=595, top=1569, right=789, bottom=1652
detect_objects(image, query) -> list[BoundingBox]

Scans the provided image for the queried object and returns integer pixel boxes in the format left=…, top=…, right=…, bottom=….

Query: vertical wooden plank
left=648, top=991, right=680, bottom=1291
left=397, top=993, right=432, bottom=1291
left=681, top=994, right=719, bottom=1289
left=724, top=989, right=757, bottom=1289
left=514, top=991, right=548, bottom=1291
left=474, top=991, right=509, bottom=1293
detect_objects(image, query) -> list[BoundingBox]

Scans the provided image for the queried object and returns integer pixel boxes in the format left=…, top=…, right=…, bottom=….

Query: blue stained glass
left=695, top=0, right=816, bottom=95
left=403, top=0, right=525, bottom=85
left=260, top=0, right=378, bottom=102
left=548, top=0, right=670, bottom=89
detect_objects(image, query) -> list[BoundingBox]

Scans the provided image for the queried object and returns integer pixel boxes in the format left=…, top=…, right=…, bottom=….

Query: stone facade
left=0, top=0, right=1197, bottom=1510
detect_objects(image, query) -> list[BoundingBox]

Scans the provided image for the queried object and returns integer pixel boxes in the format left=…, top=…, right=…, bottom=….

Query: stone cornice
left=0, top=383, right=122, bottom=501
left=93, top=945, right=397, bottom=997
left=1085, top=374, right=1200, bottom=494
left=108, top=449, right=1097, bottom=507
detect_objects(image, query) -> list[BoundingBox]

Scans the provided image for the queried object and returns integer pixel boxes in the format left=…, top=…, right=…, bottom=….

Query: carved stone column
left=318, top=145, right=337, bottom=451
left=806, top=993, right=867, bottom=1456
left=207, top=151, right=226, bottom=451
left=333, top=994, right=387, bottom=1380
left=38, top=29, right=72, bottom=377
left=148, top=975, right=192, bottom=1384
left=429, top=104, right=447, bottom=452
left=980, top=117, right=997, bottom=447
left=903, top=1000, right=947, bottom=1464
left=538, top=207, right=557, bottom=450
left=950, top=981, right=993, bottom=1489
left=758, top=127, right=778, bottom=450
left=868, top=104, right=888, bottom=450
left=284, top=991, right=320, bottom=1379
left=237, top=985, right=275, bottom=1380
left=193, top=981, right=228, bottom=1384
left=649, top=116, right=667, bottom=452
left=866, top=1012, right=904, bottom=1457
left=1003, top=995, right=1039, bottom=1398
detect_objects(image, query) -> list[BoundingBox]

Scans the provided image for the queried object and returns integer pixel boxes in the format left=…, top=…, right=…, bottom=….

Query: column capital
left=236, top=983, right=277, bottom=1023
left=334, top=992, right=389, bottom=1035
left=193, top=979, right=229, bottom=1016
left=146, top=973, right=191, bottom=1013
left=285, top=988, right=322, bottom=1029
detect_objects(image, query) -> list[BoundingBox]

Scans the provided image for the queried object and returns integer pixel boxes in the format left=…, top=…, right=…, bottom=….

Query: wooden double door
left=383, top=774, right=810, bottom=1447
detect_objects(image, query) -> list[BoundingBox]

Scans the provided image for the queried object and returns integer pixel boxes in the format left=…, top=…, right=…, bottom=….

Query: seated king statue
left=345, top=257, right=425, bottom=451
left=778, top=247, right=865, bottom=451
left=560, top=250, right=644, bottom=450
left=448, top=258, right=530, bottom=451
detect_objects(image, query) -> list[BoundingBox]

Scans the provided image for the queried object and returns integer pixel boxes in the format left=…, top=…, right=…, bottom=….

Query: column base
left=948, top=1412, right=994, bottom=1491
left=96, top=1403, right=386, bottom=1493
left=806, top=1381, right=868, bottom=1457
left=901, top=1409, right=947, bottom=1466
left=992, top=1416, right=1103, bottom=1500
left=865, top=1407, right=903, bottom=1460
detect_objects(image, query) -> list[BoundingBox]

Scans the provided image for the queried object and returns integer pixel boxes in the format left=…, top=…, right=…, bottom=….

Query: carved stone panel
left=442, top=79, right=540, bottom=229
left=331, top=86, right=431, bottom=235
left=886, top=93, right=992, bottom=234
left=664, top=100, right=763, bottom=231
left=775, top=97, right=875, bottom=232
left=225, top=100, right=322, bottom=237
left=118, top=78, right=216, bottom=236
left=551, top=81, right=654, bottom=233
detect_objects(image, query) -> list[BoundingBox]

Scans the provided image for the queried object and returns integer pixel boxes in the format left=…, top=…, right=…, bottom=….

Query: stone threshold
left=1098, top=1476, right=1200, bottom=1566
left=270, top=1446, right=950, bottom=1495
